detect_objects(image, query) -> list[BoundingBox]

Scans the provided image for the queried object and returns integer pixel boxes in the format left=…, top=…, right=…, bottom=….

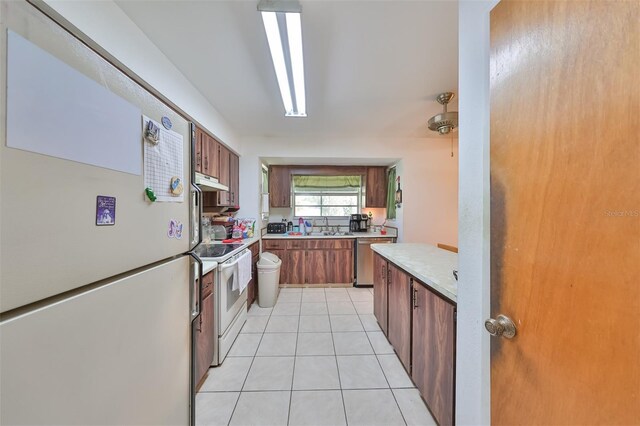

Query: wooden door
left=307, top=250, right=329, bottom=284
left=229, top=153, right=239, bottom=206
left=490, top=1, right=640, bottom=424
left=200, top=131, right=211, bottom=177
left=217, top=145, right=230, bottom=205
left=205, top=135, right=220, bottom=179
left=268, top=166, right=291, bottom=208
left=365, top=166, right=387, bottom=208
left=194, top=292, right=214, bottom=387
left=373, top=253, right=388, bottom=335
left=387, top=263, right=411, bottom=370
left=331, top=249, right=353, bottom=284
left=194, top=128, right=203, bottom=173
left=288, top=250, right=305, bottom=285
left=412, top=282, right=455, bottom=426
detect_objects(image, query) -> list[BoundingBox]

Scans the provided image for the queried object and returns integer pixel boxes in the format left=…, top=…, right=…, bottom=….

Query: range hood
left=195, top=173, right=229, bottom=192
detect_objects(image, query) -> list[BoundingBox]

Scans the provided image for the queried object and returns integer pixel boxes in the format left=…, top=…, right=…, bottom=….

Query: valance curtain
left=293, top=175, right=361, bottom=190
left=386, top=168, right=397, bottom=219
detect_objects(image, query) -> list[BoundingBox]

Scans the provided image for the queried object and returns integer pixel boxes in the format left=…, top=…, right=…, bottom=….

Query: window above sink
left=292, top=175, right=361, bottom=218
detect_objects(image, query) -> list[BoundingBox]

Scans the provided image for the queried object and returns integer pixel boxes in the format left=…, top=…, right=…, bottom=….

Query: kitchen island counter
left=371, top=243, right=457, bottom=303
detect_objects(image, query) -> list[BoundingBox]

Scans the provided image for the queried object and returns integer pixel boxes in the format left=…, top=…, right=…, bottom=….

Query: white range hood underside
left=195, top=173, right=229, bottom=192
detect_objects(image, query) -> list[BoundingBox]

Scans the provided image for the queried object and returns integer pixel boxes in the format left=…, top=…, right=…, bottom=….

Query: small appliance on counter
left=267, top=222, right=287, bottom=234
left=350, top=214, right=369, bottom=232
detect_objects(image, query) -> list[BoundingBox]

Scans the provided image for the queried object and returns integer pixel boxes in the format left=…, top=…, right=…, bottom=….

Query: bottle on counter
left=287, top=221, right=293, bottom=232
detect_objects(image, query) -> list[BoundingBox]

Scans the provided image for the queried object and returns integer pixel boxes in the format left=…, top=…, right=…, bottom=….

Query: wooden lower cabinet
left=262, top=239, right=354, bottom=285
left=194, top=290, right=214, bottom=388
left=373, top=253, right=388, bottom=335
left=331, top=249, right=354, bottom=284
left=288, top=250, right=306, bottom=284
left=264, top=248, right=287, bottom=283
left=387, top=263, right=412, bottom=371
left=247, top=242, right=260, bottom=307
left=412, top=282, right=456, bottom=426
left=307, top=250, right=330, bottom=284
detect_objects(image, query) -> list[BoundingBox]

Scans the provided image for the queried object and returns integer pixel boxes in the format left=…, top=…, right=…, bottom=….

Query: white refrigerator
left=0, top=2, right=202, bottom=424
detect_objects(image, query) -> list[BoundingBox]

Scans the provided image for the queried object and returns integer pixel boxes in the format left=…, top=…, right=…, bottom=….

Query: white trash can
left=257, top=252, right=282, bottom=308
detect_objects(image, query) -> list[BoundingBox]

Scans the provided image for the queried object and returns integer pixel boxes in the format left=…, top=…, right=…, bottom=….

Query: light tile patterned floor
left=196, top=287, right=437, bottom=426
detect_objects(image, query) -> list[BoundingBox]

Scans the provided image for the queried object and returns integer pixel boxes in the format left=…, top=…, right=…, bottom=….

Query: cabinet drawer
left=303, top=239, right=354, bottom=249
left=286, top=239, right=307, bottom=249
left=332, top=239, right=355, bottom=249
left=202, top=271, right=214, bottom=298
left=263, top=239, right=287, bottom=250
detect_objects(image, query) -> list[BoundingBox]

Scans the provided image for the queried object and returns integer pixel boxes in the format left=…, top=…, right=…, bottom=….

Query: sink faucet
left=322, top=216, right=329, bottom=230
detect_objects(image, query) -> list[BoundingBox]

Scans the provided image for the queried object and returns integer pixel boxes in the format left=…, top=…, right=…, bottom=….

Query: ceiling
left=115, top=0, right=459, bottom=139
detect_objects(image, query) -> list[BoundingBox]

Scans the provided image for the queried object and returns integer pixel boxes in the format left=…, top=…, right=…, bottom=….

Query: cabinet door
left=288, top=250, right=306, bottom=285
left=195, top=128, right=203, bottom=173
left=229, top=152, right=239, bottom=206
left=194, top=292, right=214, bottom=387
left=217, top=145, right=231, bottom=205
left=412, top=283, right=455, bottom=426
left=307, top=250, right=329, bottom=284
left=247, top=256, right=258, bottom=307
left=205, top=135, right=220, bottom=179
left=201, top=132, right=211, bottom=176
left=268, top=166, right=291, bottom=208
left=366, top=167, right=388, bottom=208
left=266, top=249, right=287, bottom=284
left=387, top=263, right=412, bottom=371
left=331, top=249, right=354, bottom=284
left=373, top=253, right=388, bottom=335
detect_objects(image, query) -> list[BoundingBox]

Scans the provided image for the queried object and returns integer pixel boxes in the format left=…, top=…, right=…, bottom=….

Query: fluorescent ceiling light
left=259, top=3, right=306, bottom=117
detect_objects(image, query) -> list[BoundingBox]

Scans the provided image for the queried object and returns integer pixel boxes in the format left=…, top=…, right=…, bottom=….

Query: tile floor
left=197, top=287, right=437, bottom=426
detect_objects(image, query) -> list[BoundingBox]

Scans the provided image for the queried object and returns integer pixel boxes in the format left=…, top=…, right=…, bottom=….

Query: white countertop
left=263, top=231, right=396, bottom=240
left=201, top=260, right=218, bottom=276
left=371, top=243, right=458, bottom=303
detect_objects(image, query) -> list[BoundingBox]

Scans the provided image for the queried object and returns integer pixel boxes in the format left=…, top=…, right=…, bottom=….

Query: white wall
left=42, top=0, right=240, bottom=152
left=456, top=1, right=498, bottom=424
left=237, top=136, right=458, bottom=245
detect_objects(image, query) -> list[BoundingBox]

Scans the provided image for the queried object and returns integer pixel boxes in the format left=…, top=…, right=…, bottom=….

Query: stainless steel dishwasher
left=356, top=238, right=393, bottom=287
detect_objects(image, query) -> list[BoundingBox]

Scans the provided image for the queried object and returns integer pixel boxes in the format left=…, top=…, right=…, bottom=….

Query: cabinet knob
left=484, top=314, right=517, bottom=339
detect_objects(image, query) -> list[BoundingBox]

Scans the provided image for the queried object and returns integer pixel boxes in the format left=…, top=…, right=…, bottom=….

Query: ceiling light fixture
left=428, top=92, right=458, bottom=135
left=258, top=0, right=306, bottom=117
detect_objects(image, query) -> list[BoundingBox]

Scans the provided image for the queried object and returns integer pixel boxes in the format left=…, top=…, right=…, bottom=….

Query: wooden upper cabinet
left=195, top=127, right=219, bottom=179
left=373, top=253, right=388, bottom=335
left=195, top=128, right=203, bottom=173
left=365, top=167, right=388, bottom=208
left=216, top=145, right=231, bottom=206
left=412, top=282, right=455, bottom=426
left=229, top=153, right=239, bottom=206
left=387, top=262, right=412, bottom=371
left=205, top=134, right=220, bottom=179
left=269, top=166, right=291, bottom=208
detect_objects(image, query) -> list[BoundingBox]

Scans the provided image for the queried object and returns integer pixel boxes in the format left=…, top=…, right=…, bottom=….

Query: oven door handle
left=220, top=251, right=249, bottom=271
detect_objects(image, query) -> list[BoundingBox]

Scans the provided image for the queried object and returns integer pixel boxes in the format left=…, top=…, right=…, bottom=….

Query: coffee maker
left=349, top=214, right=369, bottom=232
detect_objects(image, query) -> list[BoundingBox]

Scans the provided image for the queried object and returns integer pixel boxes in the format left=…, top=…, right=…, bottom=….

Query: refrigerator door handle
left=189, top=122, right=202, bottom=252
left=189, top=182, right=203, bottom=251
left=188, top=253, right=203, bottom=320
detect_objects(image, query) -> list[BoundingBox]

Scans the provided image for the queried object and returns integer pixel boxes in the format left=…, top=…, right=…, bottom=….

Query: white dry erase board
left=6, top=30, right=142, bottom=175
